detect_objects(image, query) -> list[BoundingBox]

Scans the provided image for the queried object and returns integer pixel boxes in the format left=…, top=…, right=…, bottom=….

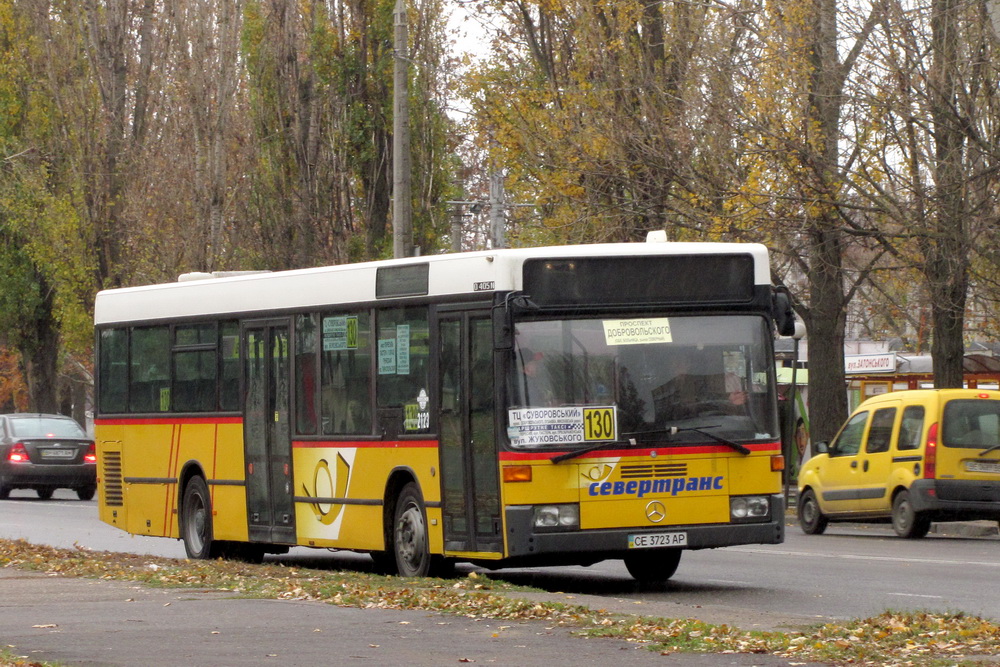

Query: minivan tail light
left=8, top=442, right=29, bottom=463
left=84, top=443, right=97, bottom=464
left=924, top=422, right=938, bottom=479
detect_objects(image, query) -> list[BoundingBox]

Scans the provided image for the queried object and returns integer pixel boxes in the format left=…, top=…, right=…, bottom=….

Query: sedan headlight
left=731, top=495, right=769, bottom=521
left=533, top=504, right=580, bottom=530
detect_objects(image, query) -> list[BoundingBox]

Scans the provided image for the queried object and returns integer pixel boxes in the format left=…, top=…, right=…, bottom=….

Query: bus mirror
left=493, top=295, right=514, bottom=349
left=772, top=289, right=796, bottom=337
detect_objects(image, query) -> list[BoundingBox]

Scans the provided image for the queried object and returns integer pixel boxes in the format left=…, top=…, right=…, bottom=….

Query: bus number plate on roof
left=628, top=532, right=688, bottom=549
left=967, top=460, right=1000, bottom=474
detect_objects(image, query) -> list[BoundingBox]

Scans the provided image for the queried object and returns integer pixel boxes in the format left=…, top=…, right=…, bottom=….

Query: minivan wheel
left=891, top=490, right=931, bottom=538
left=798, top=489, right=828, bottom=535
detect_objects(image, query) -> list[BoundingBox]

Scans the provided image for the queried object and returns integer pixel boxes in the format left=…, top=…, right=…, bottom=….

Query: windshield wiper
left=979, top=444, right=1000, bottom=457
left=621, top=424, right=751, bottom=455
left=670, top=425, right=751, bottom=455
left=550, top=438, right=637, bottom=464
left=550, top=423, right=751, bottom=464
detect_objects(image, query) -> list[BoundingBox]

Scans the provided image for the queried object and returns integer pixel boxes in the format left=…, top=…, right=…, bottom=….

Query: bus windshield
left=507, top=314, right=778, bottom=448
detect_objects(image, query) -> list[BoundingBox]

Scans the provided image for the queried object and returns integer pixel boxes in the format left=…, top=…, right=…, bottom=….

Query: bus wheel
left=798, top=489, right=828, bottom=535
left=892, top=490, right=930, bottom=539
left=393, top=482, right=431, bottom=577
left=624, top=548, right=682, bottom=584
left=182, top=476, right=220, bottom=559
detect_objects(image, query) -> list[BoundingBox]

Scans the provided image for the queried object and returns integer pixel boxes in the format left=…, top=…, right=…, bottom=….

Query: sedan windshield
left=8, top=416, right=86, bottom=438
left=506, top=315, right=778, bottom=448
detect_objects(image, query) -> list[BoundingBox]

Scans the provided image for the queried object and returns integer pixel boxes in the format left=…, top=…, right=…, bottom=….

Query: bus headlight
left=533, top=504, right=580, bottom=530
left=730, top=496, right=769, bottom=521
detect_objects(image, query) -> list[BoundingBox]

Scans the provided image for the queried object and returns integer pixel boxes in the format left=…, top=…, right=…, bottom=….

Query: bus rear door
left=243, top=320, right=296, bottom=544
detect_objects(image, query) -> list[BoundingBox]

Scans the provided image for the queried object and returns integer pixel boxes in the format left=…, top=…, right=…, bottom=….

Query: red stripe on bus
left=292, top=440, right=439, bottom=449
left=95, top=416, right=244, bottom=426
left=499, top=441, right=781, bottom=461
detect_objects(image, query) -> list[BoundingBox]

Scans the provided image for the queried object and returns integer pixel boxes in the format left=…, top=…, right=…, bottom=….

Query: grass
left=2, top=538, right=999, bottom=666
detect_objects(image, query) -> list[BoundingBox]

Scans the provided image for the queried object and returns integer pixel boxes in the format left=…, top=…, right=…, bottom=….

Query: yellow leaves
left=3, top=538, right=1000, bottom=667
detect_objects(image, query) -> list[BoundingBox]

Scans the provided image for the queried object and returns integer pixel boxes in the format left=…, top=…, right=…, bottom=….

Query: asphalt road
left=1, top=488, right=998, bottom=656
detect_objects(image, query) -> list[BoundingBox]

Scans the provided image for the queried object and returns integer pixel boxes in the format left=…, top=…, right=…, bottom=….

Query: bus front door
left=439, top=314, right=502, bottom=555
left=243, top=321, right=296, bottom=545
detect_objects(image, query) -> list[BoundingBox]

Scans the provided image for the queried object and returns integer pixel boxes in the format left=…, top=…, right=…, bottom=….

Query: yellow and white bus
left=94, top=240, right=794, bottom=582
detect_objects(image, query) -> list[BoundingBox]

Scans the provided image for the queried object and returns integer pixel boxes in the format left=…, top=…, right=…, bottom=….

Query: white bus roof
left=94, top=242, right=771, bottom=325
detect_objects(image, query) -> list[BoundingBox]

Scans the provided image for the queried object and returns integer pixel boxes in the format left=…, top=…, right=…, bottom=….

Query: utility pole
left=392, top=0, right=413, bottom=258
left=488, top=169, right=505, bottom=249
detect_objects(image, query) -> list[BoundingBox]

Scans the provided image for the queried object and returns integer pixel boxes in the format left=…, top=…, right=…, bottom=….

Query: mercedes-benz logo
left=645, top=500, right=666, bottom=523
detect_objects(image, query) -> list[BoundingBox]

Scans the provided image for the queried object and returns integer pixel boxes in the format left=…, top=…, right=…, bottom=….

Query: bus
left=93, top=239, right=795, bottom=582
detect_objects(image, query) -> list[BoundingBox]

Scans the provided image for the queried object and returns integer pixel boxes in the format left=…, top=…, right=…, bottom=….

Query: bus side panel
left=292, top=443, right=442, bottom=552
left=96, top=422, right=126, bottom=529
left=205, top=422, right=250, bottom=543
left=121, top=423, right=177, bottom=537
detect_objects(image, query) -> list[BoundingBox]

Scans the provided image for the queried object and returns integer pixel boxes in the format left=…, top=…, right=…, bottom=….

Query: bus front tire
left=181, top=476, right=221, bottom=559
left=623, top=548, right=682, bottom=584
left=393, top=482, right=431, bottom=577
left=798, top=489, right=828, bottom=535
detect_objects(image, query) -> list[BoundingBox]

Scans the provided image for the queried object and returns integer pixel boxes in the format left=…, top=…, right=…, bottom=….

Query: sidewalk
left=0, top=567, right=822, bottom=667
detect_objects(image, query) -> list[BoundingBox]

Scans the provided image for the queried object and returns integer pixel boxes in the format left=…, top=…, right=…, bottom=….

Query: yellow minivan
left=797, top=389, right=1000, bottom=538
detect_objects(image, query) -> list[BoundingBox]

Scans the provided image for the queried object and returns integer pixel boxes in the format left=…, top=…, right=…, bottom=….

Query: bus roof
left=94, top=242, right=771, bottom=325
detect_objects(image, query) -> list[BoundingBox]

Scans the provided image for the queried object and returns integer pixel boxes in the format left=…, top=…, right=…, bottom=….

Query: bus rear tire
left=393, top=482, right=431, bottom=577
left=181, top=476, right=221, bottom=559
left=624, top=548, right=682, bottom=584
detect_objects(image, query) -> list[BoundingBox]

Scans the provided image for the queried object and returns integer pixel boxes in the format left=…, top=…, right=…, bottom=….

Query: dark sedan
left=0, top=413, right=97, bottom=500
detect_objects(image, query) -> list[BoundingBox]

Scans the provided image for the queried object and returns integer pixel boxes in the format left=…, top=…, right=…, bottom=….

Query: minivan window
left=942, top=399, right=1000, bottom=448
left=865, top=408, right=896, bottom=453
left=897, top=406, right=924, bottom=451
left=831, top=411, right=868, bottom=456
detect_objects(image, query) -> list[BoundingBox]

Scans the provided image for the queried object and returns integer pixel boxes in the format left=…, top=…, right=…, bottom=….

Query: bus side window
left=295, top=314, right=318, bottom=434
left=220, top=322, right=240, bottom=411
left=129, top=326, right=170, bottom=413
left=99, top=328, right=128, bottom=414
left=321, top=311, right=372, bottom=435
left=375, top=306, right=431, bottom=434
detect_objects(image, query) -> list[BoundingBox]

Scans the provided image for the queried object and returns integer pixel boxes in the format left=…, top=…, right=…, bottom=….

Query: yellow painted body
left=501, top=448, right=782, bottom=533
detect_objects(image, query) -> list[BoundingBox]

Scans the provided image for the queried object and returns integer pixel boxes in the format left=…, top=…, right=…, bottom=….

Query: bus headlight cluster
left=533, top=504, right=580, bottom=530
left=731, top=496, right=769, bottom=520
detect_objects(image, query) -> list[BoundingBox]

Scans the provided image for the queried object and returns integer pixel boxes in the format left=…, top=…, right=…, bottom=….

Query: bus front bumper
left=502, top=494, right=784, bottom=566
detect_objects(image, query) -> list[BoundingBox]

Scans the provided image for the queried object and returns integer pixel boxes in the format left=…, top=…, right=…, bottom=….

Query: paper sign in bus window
left=323, top=316, right=358, bottom=351
left=508, top=406, right=617, bottom=447
left=396, top=324, right=410, bottom=375
left=378, top=339, right=396, bottom=374
left=603, top=318, right=672, bottom=345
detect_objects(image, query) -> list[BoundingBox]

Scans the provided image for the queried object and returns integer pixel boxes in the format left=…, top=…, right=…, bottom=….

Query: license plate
left=40, top=449, right=76, bottom=460
left=628, top=532, right=688, bottom=549
left=967, top=460, right=1000, bottom=474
